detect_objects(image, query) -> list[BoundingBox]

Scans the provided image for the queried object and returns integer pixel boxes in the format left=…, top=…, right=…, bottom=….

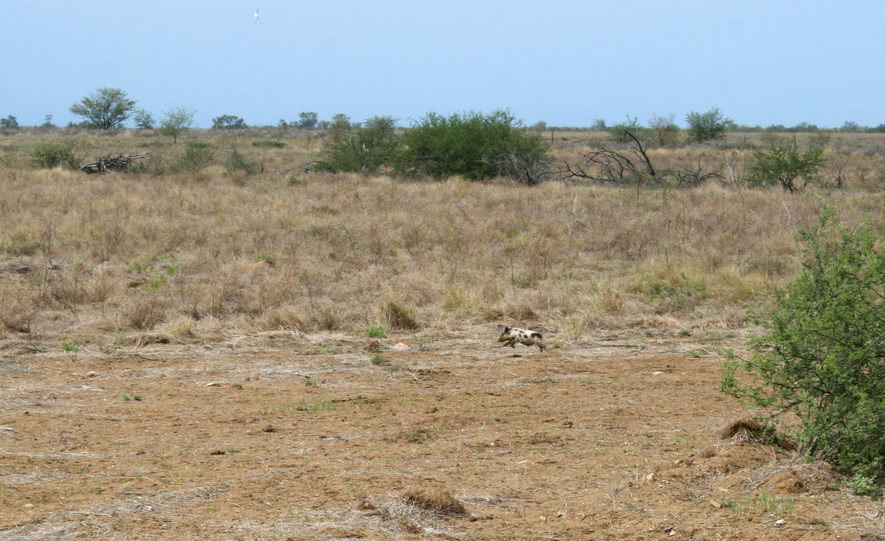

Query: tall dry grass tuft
left=0, top=132, right=883, bottom=346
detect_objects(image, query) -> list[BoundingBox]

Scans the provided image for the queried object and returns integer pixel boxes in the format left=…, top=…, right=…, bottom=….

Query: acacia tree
left=160, top=106, right=196, bottom=143
left=212, top=115, right=246, bottom=130
left=70, top=87, right=136, bottom=130
left=134, top=109, right=155, bottom=130
left=297, top=112, right=318, bottom=129
left=685, top=107, right=731, bottom=143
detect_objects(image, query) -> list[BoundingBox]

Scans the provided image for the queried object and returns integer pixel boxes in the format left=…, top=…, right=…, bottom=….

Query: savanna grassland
left=1, top=129, right=885, bottom=540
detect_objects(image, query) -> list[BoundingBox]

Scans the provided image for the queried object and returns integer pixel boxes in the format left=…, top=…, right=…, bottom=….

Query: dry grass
left=1, top=131, right=884, bottom=349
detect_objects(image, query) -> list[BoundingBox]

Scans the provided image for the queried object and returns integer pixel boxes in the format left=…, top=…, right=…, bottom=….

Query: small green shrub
left=225, top=149, right=261, bottom=176
left=747, top=134, right=827, bottom=192
left=29, top=141, right=80, bottom=169
left=608, top=115, right=648, bottom=145
left=315, top=116, right=400, bottom=174
left=366, top=324, right=387, bottom=338
left=685, top=108, right=731, bottom=143
left=252, top=140, right=286, bottom=149
left=62, top=339, right=80, bottom=355
left=722, top=207, right=885, bottom=497
left=171, top=141, right=214, bottom=174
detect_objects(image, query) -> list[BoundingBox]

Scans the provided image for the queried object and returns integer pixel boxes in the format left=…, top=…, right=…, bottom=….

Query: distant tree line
left=0, top=86, right=879, bottom=190
left=4, top=86, right=885, bottom=134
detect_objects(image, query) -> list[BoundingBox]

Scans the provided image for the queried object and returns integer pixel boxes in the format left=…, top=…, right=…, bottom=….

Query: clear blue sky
left=3, top=1, right=884, bottom=129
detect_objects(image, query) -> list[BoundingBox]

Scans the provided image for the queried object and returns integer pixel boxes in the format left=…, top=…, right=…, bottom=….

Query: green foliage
left=0, top=115, right=19, bottom=131
left=212, top=115, right=246, bottom=130
left=159, top=106, right=196, bottom=143
left=171, top=140, right=214, bottom=174
left=29, top=141, right=81, bottom=169
left=225, top=148, right=261, bottom=176
left=647, top=114, right=681, bottom=147
left=62, top=339, right=80, bottom=355
left=722, top=208, right=885, bottom=496
left=70, top=87, right=136, bottom=130
left=397, top=109, right=550, bottom=183
left=252, top=140, right=286, bottom=149
left=315, top=116, right=400, bottom=174
left=685, top=107, right=731, bottom=143
left=134, top=109, right=155, bottom=130
left=297, top=112, right=318, bottom=129
left=609, top=116, right=648, bottom=145
left=365, top=324, right=387, bottom=338
left=747, top=134, right=827, bottom=192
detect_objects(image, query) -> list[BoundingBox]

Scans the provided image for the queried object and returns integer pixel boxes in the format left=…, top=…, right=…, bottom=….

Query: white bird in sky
left=253, top=8, right=261, bottom=25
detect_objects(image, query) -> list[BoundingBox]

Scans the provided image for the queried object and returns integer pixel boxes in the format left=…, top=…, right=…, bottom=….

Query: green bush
left=225, top=149, right=261, bottom=176
left=29, top=141, right=81, bottom=169
left=171, top=141, right=214, bottom=174
left=608, top=115, right=648, bottom=145
left=685, top=107, right=731, bottom=143
left=396, top=110, right=550, bottom=183
left=252, top=140, right=286, bottom=149
left=315, top=116, right=400, bottom=174
left=647, top=114, right=681, bottom=147
left=747, top=134, right=827, bottom=192
left=722, top=208, right=885, bottom=496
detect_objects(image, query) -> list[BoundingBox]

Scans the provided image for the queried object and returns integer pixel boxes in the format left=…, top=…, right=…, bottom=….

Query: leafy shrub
left=171, top=141, right=214, bottom=174
left=647, top=114, right=681, bottom=147
left=608, top=116, right=648, bottom=145
left=315, top=116, right=400, bottom=174
left=29, top=141, right=81, bottom=169
left=396, top=110, right=550, bottom=183
left=225, top=149, right=261, bottom=176
left=685, top=107, right=731, bottom=143
left=252, top=140, right=286, bottom=149
left=747, top=134, right=827, bottom=192
left=365, top=324, right=387, bottom=338
left=722, top=208, right=885, bottom=496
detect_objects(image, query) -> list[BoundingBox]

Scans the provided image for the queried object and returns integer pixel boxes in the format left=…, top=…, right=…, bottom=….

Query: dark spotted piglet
left=498, top=327, right=546, bottom=351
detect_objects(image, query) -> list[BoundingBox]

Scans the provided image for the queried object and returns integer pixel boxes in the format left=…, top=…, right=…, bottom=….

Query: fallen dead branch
left=80, top=153, right=149, bottom=174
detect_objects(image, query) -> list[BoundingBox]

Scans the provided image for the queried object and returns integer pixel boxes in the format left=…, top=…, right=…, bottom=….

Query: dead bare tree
left=558, top=130, right=721, bottom=187
left=80, top=153, right=149, bottom=174
left=559, top=130, right=655, bottom=184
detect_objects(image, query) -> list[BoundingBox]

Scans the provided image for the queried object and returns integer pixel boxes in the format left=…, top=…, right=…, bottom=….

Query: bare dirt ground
left=2, top=327, right=884, bottom=540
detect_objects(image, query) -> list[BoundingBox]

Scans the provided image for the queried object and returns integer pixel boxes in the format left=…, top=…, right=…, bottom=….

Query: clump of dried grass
left=720, top=418, right=796, bottom=451
left=358, top=489, right=469, bottom=538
